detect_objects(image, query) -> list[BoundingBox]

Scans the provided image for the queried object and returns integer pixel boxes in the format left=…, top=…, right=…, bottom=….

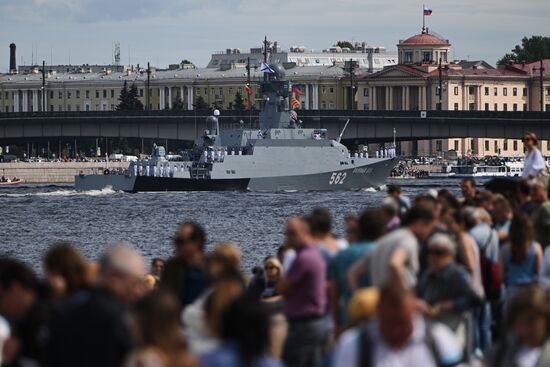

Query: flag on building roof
left=292, top=84, right=303, bottom=95
left=245, top=83, right=252, bottom=95
left=423, top=7, right=432, bottom=16
left=260, top=63, right=275, bottom=74
left=290, top=96, right=301, bottom=109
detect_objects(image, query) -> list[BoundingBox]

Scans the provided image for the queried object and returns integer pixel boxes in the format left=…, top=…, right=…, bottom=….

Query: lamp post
left=437, top=57, right=443, bottom=110
left=533, top=59, right=545, bottom=112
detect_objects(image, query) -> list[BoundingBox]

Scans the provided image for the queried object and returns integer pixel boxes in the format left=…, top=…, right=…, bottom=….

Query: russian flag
left=423, top=7, right=432, bottom=16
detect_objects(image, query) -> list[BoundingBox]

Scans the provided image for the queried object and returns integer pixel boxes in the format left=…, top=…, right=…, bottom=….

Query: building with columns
left=0, top=64, right=350, bottom=113
left=356, top=28, right=550, bottom=157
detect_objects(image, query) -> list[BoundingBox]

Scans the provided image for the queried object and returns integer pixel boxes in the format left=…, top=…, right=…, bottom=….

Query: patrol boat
left=75, top=64, right=396, bottom=192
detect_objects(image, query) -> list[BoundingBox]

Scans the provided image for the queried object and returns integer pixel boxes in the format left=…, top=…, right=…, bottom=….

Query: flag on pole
left=423, top=7, right=432, bottom=16
left=290, top=96, right=301, bottom=109
left=291, top=84, right=303, bottom=95
left=260, top=62, right=275, bottom=74
left=245, top=83, right=252, bottom=95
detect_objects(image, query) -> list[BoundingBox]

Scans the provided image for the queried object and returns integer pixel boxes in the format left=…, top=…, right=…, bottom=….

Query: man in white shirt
left=332, top=283, right=462, bottom=367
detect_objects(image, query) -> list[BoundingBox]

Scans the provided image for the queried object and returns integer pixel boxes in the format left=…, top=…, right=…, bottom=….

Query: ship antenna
left=336, top=119, right=351, bottom=144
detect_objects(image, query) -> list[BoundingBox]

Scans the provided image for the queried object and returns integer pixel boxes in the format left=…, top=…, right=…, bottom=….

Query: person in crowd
left=44, top=241, right=91, bottom=300
left=0, top=259, right=37, bottom=366
left=476, top=190, right=494, bottom=215
left=461, top=178, right=478, bottom=207
left=332, top=282, right=463, bottom=367
left=493, top=194, right=513, bottom=246
left=518, top=179, right=536, bottom=215
left=417, top=233, right=481, bottom=356
left=343, top=214, right=359, bottom=245
left=328, top=209, right=387, bottom=335
left=248, top=256, right=283, bottom=302
left=346, top=287, right=380, bottom=327
left=48, top=243, right=146, bottom=367
left=161, top=222, right=208, bottom=309
left=348, top=201, right=437, bottom=291
left=500, top=212, right=543, bottom=300
left=530, top=180, right=550, bottom=249
left=182, top=243, right=243, bottom=356
left=201, top=296, right=283, bottom=367
left=380, top=197, right=400, bottom=231
left=485, top=285, right=550, bottom=367
left=149, top=258, right=165, bottom=284
left=387, top=184, right=410, bottom=217
left=277, top=217, right=328, bottom=367
left=125, top=291, right=197, bottom=367
left=307, top=207, right=345, bottom=260
left=463, top=206, right=500, bottom=355
left=438, top=189, right=461, bottom=210
left=522, top=132, right=547, bottom=180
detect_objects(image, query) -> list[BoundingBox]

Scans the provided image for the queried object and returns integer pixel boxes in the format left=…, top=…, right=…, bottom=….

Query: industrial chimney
left=9, top=43, right=16, bottom=74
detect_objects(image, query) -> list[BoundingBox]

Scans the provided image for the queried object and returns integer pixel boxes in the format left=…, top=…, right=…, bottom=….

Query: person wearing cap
left=417, top=234, right=481, bottom=326
left=522, top=132, right=547, bottom=181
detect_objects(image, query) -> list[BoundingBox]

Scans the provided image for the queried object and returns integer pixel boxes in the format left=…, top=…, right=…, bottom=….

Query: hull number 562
left=329, top=172, right=347, bottom=185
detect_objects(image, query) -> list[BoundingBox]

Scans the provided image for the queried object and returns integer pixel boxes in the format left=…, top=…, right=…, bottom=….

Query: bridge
left=1, top=110, right=549, bottom=145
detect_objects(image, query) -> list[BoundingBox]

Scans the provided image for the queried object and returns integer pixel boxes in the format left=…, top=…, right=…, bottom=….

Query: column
left=313, top=84, right=318, bottom=109
left=13, top=91, right=19, bottom=112
left=385, top=87, right=390, bottom=111
left=180, top=86, right=185, bottom=105
left=388, top=86, right=393, bottom=110
left=187, top=86, right=194, bottom=110
left=32, top=90, right=38, bottom=112
left=22, top=90, right=28, bottom=112
left=167, top=87, right=172, bottom=110
left=402, top=86, right=407, bottom=111
left=159, top=87, right=165, bottom=110
left=372, top=87, right=377, bottom=110
left=304, top=84, right=310, bottom=110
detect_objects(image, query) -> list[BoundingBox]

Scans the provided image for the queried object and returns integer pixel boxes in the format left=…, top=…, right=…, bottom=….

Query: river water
left=0, top=179, right=463, bottom=272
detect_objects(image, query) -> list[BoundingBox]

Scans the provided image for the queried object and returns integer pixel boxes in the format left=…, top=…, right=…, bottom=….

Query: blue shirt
left=200, top=342, right=283, bottom=367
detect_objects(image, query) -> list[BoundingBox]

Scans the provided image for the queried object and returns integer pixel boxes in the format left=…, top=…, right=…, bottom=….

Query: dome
left=400, top=32, right=450, bottom=46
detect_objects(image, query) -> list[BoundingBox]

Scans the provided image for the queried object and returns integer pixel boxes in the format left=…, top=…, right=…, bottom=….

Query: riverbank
left=0, top=162, right=129, bottom=183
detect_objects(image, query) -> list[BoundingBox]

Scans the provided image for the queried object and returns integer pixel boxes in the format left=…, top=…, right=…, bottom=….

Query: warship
left=75, top=63, right=396, bottom=192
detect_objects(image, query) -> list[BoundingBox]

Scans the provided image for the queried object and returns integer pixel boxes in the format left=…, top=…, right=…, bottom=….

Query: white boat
left=429, top=160, right=523, bottom=179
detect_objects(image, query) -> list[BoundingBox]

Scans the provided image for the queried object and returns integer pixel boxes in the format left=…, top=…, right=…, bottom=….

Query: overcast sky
left=0, top=0, right=548, bottom=72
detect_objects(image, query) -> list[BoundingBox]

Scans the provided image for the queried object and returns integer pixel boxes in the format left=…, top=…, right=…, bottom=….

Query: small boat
left=0, top=178, right=23, bottom=186
left=428, top=158, right=523, bottom=179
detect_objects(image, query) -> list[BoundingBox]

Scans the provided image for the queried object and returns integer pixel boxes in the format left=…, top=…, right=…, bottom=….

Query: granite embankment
left=0, top=162, right=129, bottom=183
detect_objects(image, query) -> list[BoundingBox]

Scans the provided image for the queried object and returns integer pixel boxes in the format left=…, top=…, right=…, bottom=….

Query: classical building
left=0, top=64, right=351, bottom=113
left=356, top=28, right=550, bottom=157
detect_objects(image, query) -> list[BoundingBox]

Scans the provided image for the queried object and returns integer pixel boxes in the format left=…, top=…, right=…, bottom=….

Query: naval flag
left=260, top=62, right=275, bottom=74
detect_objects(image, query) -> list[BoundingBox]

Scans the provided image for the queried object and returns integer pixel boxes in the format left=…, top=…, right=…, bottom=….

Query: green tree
left=172, top=98, right=185, bottom=110
left=497, top=36, right=550, bottom=66
left=335, top=41, right=354, bottom=50
left=233, top=92, right=246, bottom=111
left=117, top=81, right=144, bottom=111
left=193, top=96, right=208, bottom=110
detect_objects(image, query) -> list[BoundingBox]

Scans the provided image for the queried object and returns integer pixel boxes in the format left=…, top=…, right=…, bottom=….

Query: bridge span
left=0, top=110, right=549, bottom=144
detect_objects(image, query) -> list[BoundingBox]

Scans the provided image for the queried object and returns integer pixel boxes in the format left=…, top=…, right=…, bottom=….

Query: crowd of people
left=2, top=133, right=550, bottom=367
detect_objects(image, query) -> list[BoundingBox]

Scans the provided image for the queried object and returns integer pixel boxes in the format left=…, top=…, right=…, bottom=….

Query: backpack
left=357, top=321, right=455, bottom=367
left=478, top=229, right=501, bottom=301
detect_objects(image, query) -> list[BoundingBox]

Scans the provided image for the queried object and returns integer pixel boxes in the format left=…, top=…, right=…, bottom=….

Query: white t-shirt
left=516, top=346, right=542, bottom=367
left=332, top=316, right=462, bottom=367
left=523, top=148, right=546, bottom=179
left=0, top=315, right=10, bottom=366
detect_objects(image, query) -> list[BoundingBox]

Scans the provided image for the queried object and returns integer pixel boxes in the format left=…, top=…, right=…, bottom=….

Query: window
left=503, top=88, right=508, bottom=96
left=76, top=105, right=80, bottom=111
left=111, top=90, right=114, bottom=98
left=76, top=90, right=80, bottom=99
left=50, top=105, right=54, bottom=111
left=139, top=89, right=144, bottom=97
left=469, top=86, right=475, bottom=95
left=513, top=140, right=518, bottom=151
left=329, top=87, right=334, bottom=93
left=85, top=104, right=90, bottom=112
left=204, top=88, right=208, bottom=94
left=322, top=102, right=327, bottom=109
left=67, top=105, right=71, bottom=111
left=103, top=90, right=107, bottom=98
left=546, top=87, right=550, bottom=96
left=503, top=103, right=508, bottom=111
left=67, top=91, right=71, bottom=99
left=485, top=103, right=489, bottom=111
left=494, top=141, right=498, bottom=153
left=50, top=91, right=54, bottom=99
left=436, top=86, right=440, bottom=96
left=484, top=87, right=489, bottom=96
left=58, top=91, right=62, bottom=99
left=503, top=140, right=508, bottom=151
left=363, top=88, right=369, bottom=97
left=58, top=105, right=62, bottom=111
left=523, top=88, right=528, bottom=97
left=95, top=90, right=99, bottom=98
left=196, top=88, right=201, bottom=96
left=422, top=51, right=432, bottom=63
left=494, top=87, right=498, bottom=96
left=454, top=86, right=459, bottom=96
left=469, top=103, right=475, bottom=111
left=513, top=88, right=517, bottom=96
left=485, top=140, right=489, bottom=151
left=494, top=103, right=498, bottom=111
left=404, top=51, right=413, bottom=63
left=454, top=140, right=459, bottom=151
left=454, top=103, right=459, bottom=111
left=524, top=104, right=528, bottom=111
left=436, top=140, right=442, bottom=152
left=513, top=103, right=518, bottom=111
left=111, top=104, right=115, bottom=110
left=440, top=51, right=448, bottom=63
left=363, top=103, right=370, bottom=110
left=86, top=90, right=90, bottom=98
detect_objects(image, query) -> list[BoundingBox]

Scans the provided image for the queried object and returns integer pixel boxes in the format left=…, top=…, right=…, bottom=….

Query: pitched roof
left=507, top=60, right=550, bottom=76
left=399, top=32, right=450, bottom=46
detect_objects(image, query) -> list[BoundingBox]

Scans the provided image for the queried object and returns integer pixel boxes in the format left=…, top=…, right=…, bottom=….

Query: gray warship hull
left=75, top=158, right=396, bottom=192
